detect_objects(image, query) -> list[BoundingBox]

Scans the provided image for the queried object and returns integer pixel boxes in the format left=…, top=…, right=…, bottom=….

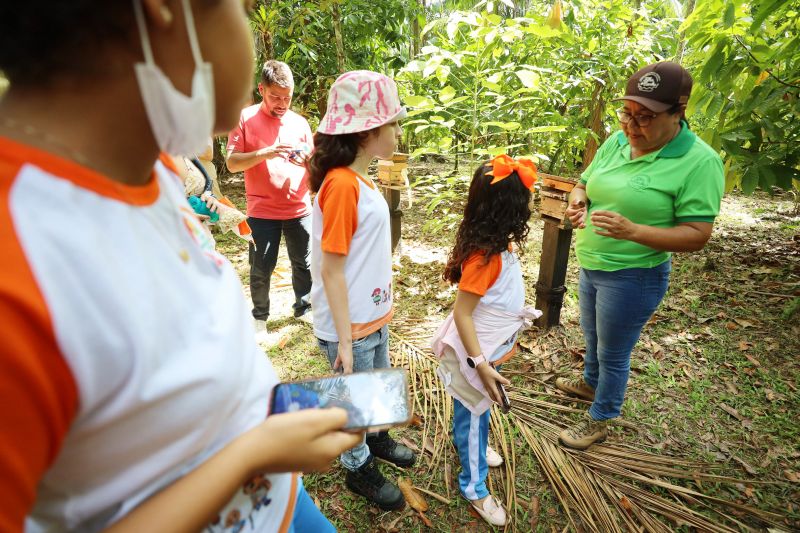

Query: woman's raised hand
left=566, top=198, right=587, bottom=229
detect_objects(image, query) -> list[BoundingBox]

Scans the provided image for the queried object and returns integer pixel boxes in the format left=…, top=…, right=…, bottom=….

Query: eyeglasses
left=617, top=110, right=660, bottom=128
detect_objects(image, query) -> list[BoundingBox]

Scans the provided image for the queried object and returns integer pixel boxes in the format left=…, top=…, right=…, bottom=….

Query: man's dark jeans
left=248, top=214, right=312, bottom=321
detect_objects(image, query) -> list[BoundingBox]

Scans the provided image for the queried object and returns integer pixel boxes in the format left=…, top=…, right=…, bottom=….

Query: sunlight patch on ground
left=398, top=238, right=447, bottom=264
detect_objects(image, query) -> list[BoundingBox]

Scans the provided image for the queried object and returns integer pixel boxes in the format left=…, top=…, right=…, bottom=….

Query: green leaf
left=482, top=80, right=502, bottom=92
left=722, top=2, right=736, bottom=28
left=704, top=93, right=725, bottom=119
left=741, top=166, right=759, bottom=194
left=750, top=0, right=786, bottom=31
left=484, top=121, right=521, bottom=130
left=404, top=95, right=434, bottom=108
left=759, top=165, right=777, bottom=191
left=700, top=45, right=726, bottom=81
left=526, top=125, right=568, bottom=133
left=438, top=86, right=456, bottom=103
left=515, top=70, right=540, bottom=89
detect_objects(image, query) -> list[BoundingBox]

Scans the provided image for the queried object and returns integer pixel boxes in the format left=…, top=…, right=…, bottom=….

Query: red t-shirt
left=227, top=105, right=313, bottom=220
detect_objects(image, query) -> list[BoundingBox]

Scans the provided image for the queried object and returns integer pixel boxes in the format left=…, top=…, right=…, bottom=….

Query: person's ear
left=141, top=0, right=174, bottom=29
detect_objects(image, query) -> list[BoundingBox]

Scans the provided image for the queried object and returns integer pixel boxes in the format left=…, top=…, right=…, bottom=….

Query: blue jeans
left=248, top=215, right=312, bottom=320
left=317, top=325, right=390, bottom=470
left=579, top=261, right=670, bottom=421
left=289, top=481, right=336, bottom=533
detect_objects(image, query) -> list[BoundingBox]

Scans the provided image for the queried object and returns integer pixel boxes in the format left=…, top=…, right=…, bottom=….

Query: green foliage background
left=253, top=0, right=800, bottom=196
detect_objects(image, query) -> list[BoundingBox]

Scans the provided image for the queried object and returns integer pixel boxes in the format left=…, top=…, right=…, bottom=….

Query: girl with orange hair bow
left=431, top=156, right=542, bottom=526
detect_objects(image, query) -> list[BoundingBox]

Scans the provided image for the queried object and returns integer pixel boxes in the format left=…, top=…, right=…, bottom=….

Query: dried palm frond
left=389, top=330, right=788, bottom=532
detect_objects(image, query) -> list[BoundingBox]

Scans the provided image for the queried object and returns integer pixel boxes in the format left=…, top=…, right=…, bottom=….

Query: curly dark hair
left=443, top=162, right=532, bottom=284
left=307, top=131, right=368, bottom=193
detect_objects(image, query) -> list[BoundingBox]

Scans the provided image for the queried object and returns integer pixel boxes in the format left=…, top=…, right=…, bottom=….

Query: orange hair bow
left=485, top=154, right=537, bottom=190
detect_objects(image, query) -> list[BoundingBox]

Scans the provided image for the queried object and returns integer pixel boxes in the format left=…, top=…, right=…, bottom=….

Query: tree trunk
left=582, top=80, right=606, bottom=168
left=332, top=1, right=346, bottom=72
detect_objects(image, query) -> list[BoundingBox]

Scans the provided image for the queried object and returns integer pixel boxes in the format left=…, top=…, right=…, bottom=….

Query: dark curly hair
left=307, top=131, right=369, bottom=193
left=443, top=162, right=532, bottom=284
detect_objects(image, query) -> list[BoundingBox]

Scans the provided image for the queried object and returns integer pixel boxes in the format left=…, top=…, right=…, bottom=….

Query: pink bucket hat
left=318, top=71, right=407, bottom=135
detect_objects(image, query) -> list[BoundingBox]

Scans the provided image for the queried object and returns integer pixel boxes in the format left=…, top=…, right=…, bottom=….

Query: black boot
left=366, top=431, right=416, bottom=467
left=345, top=455, right=405, bottom=511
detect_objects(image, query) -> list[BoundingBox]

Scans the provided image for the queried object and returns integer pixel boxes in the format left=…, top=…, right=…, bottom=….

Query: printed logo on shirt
left=208, top=474, right=273, bottom=532
left=370, top=286, right=392, bottom=306
left=628, top=174, right=651, bottom=191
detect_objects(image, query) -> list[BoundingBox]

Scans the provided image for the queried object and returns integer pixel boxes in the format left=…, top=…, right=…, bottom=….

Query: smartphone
left=269, top=368, right=412, bottom=432
left=496, top=382, right=511, bottom=413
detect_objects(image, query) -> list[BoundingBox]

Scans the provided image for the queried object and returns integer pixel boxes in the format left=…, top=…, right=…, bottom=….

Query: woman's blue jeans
left=578, top=261, right=670, bottom=421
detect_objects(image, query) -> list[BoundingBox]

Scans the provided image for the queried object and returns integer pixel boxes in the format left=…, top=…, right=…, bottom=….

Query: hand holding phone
left=270, top=368, right=412, bottom=432
left=476, top=363, right=511, bottom=409
left=496, top=382, right=511, bottom=413
left=241, top=408, right=362, bottom=474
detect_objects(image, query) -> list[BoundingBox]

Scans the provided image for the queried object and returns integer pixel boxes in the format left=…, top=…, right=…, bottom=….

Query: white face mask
left=133, top=0, right=215, bottom=156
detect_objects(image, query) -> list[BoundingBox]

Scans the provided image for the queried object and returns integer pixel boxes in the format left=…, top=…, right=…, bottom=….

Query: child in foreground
left=307, top=71, right=416, bottom=511
left=432, top=155, right=542, bottom=526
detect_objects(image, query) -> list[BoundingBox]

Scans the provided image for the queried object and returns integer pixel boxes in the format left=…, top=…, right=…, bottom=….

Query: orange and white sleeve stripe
left=0, top=158, right=78, bottom=532
left=458, top=252, right=502, bottom=296
left=318, top=168, right=360, bottom=255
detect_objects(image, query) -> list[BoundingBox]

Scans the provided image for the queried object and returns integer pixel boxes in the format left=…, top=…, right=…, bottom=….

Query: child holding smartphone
left=432, top=155, right=541, bottom=526
left=307, top=71, right=416, bottom=511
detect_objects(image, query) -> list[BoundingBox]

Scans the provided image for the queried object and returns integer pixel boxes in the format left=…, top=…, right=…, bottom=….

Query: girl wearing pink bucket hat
left=307, top=71, right=414, bottom=511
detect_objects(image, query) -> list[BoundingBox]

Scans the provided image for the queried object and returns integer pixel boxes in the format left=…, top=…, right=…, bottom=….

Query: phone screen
left=270, top=368, right=411, bottom=431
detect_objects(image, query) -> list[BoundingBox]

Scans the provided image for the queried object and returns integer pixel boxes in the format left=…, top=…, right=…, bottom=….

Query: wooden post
left=376, top=153, right=408, bottom=253
left=535, top=173, right=578, bottom=328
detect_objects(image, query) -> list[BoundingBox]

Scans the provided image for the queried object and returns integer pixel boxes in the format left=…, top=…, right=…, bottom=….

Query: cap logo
left=638, top=72, right=661, bottom=92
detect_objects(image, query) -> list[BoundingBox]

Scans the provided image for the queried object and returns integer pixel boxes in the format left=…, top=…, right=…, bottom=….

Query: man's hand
left=256, top=143, right=295, bottom=160
left=591, top=210, right=640, bottom=241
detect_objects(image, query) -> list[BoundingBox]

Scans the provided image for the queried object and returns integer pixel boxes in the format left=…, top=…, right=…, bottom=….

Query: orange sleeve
left=318, top=169, right=360, bottom=255
left=0, top=160, right=78, bottom=532
left=458, top=252, right=502, bottom=296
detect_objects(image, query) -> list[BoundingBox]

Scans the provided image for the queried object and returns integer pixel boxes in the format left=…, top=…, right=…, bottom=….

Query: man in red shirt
left=227, top=61, right=314, bottom=334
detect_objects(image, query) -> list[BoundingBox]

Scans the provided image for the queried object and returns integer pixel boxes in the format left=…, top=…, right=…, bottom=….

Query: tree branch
left=733, top=35, right=800, bottom=90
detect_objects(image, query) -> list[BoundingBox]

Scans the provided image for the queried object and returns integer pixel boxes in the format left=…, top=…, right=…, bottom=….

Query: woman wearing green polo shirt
left=556, top=62, right=724, bottom=450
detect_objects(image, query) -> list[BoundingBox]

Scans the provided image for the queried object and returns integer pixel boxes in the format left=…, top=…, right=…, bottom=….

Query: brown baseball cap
left=615, top=61, right=693, bottom=113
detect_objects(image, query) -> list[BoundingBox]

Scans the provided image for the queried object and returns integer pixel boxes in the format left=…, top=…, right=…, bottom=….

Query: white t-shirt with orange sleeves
left=0, top=138, right=296, bottom=533
left=458, top=250, right=525, bottom=364
left=310, top=167, right=393, bottom=342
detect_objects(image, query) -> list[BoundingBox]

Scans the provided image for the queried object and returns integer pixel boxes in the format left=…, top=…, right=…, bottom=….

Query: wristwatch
left=466, top=353, right=487, bottom=368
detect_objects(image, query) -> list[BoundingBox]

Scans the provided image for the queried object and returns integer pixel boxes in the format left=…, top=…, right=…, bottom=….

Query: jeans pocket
left=351, top=335, right=370, bottom=349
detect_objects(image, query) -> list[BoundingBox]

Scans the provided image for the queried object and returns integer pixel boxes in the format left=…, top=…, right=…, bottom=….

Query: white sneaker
left=469, top=494, right=508, bottom=526
left=253, top=320, right=270, bottom=344
left=486, top=446, right=503, bottom=468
